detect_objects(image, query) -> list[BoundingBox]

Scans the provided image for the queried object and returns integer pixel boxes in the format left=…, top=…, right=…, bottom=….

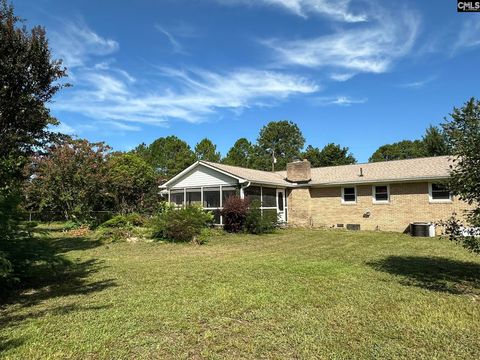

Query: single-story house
left=159, top=156, right=470, bottom=233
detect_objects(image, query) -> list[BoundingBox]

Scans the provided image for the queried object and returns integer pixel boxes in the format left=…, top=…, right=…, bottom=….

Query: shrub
left=95, top=227, right=133, bottom=243
left=221, top=195, right=249, bottom=233
left=100, top=215, right=129, bottom=228
left=151, top=205, right=214, bottom=242
left=245, top=200, right=278, bottom=234
left=125, top=213, right=147, bottom=227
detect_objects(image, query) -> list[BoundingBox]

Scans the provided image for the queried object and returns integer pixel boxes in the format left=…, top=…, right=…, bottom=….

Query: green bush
left=245, top=200, right=278, bottom=235
left=95, top=227, right=134, bottom=243
left=151, top=205, right=214, bottom=242
left=125, top=213, right=147, bottom=226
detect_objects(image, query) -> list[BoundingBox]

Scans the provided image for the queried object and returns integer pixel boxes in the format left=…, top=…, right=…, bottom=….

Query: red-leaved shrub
left=221, top=195, right=249, bottom=232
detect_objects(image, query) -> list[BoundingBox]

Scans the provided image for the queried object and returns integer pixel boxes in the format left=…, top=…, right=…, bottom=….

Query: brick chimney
left=286, top=159, right=311, bottom=183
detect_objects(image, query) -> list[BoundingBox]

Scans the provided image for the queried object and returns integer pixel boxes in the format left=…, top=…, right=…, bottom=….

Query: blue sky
left=16, top=0, right=480, bottom=162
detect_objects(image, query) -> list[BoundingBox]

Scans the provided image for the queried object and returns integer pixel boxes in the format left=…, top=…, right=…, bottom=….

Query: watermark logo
left=458, top=1, right=480, bottom=12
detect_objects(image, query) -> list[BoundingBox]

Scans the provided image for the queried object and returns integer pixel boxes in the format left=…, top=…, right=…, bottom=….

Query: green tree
left=369, top=140, right=427, bottom=162
left=423, top=125, right=450, bottom=157
left=223, top=138, right=254, bottom=168
left=106, top=153, right=157, bottom=214
left=304, top=143, right=356, bottom=167
left=441, top=98, right=480, bottom=253
left=302, top=145, right=322, bottom=167
left=24, top=139, right=111, bottom=221
left=194, top=138, right=221, bottom=162
left=0, top=0, right=68, bottom=284
left=135, top=136, right=196, bottom=179
left=257, top=120, right=305, bottom=171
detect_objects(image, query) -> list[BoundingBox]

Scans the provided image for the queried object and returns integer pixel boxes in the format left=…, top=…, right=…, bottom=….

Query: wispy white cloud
left=398, top=76, right=436, bottom=89
left=54, top=67, right=319, bottom=127
left=330, top=73, right=355, bottom=82
left=314, top=95, right=367, bottom=106
left=453, top=18, right=480, bottom=53
left=50, top=122, right=77, bottom=135
left=216, top=0, right=366, bottom=22
left=155, top=25, right=186, bottom=54
left=50, top=20, right=119, bottom=69
left=263, top=4, right=420, bottom=76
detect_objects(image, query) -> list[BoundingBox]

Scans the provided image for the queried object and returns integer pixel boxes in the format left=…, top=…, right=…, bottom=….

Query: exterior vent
left=286, top=159, right=311, bottom=183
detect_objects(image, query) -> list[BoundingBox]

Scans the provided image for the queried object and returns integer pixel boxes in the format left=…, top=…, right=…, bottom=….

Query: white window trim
left=341, top=186, right=357, bottom=204
left=428, top=182, right=453, bottom=203
left=372, top=184, right=390, bottom=204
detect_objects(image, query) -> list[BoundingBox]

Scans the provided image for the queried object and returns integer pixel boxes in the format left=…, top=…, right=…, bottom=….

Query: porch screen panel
left=204, top=188, right=220, bottom=208
left=186, top=188, right=201, bottom=205
left=262, top=187, right=276, bottom=207
left=245, top=186, right=261, bottom=203
left=222, top=187, right=237, bottom=202
left=170, top=190, right=184, bottom=206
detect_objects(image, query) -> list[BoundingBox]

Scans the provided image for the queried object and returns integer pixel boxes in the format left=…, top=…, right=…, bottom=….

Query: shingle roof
left=276, top=156, right=454, bottom=186
left=204, top=156, right=453, bottom=187
left=201, top=161, right=289, bottom=186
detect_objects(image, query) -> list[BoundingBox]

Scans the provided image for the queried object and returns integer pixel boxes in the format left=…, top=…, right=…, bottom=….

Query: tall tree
left=0, top=0, right=68, bottom=283
left=423, top=125, right=450, bottom=157
left=106, top=153, right=157, bottom=214
left=194, top=138, right=221, bottom=162
left=135, top=136, right=196, bottom=179
left=302, top=145, right=322, bottom=167
left=304, top=144, right=356, bottom=167
left=369, top=140, right=427, bottom=162
left=441, top=98, right=480, bottom=253
left=0, top=1, right=68, bottom=185
left=223, top=138, right=254, bottom=168
left=257, top=120, right=305, bottom=171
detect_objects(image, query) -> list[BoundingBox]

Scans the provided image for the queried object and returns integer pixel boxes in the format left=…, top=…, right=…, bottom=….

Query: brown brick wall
left=287, top=182, right=471, bottom=233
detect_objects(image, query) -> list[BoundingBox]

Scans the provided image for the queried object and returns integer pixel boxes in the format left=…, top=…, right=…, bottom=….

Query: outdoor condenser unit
left=410, top=222, right=435, bottom=237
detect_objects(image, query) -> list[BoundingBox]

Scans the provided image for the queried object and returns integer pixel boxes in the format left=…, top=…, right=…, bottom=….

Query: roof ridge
left=306, top=155, right=453, bottom=171
left=202, top=161, right=285, bottom=177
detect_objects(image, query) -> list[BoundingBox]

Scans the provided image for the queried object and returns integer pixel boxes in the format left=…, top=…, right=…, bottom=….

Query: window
left=203, top=188, right=220, bottom=208
left=262, top=187, right=277, bottom=207
left=342, top=187, right=356, bottom=203
left=170, top=190, right=184, bottom=206
left=373, top=185, right=389, bottom=203
left=186, top=188, right=201, bottom=205
left=430, top=183, right=451, bottom=202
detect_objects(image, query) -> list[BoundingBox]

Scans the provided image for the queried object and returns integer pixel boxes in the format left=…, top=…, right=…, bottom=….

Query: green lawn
left=1, top=228, right=480, bottom=359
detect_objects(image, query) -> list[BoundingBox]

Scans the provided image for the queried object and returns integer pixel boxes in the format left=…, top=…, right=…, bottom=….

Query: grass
left=1, top=228, right=480, bottom=359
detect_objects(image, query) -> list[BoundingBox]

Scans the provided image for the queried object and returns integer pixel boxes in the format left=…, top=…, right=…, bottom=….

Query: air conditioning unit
left=410, top=222, right=435, bottom=237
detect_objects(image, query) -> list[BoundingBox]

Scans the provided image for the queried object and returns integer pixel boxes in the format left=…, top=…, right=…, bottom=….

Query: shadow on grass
left=0, top=234, right=116, bottom=353
left=368, top=256, right=480, bottom=294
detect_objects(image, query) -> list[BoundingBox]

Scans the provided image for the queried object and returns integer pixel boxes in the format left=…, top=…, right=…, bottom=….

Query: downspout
left=240, top=181, right=251, bottom=199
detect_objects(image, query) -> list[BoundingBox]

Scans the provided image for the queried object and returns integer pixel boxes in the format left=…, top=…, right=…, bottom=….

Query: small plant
left=221, top=195, right=249, bottom=233
left=245, top=200, right=277, bottom=234
left=151, top=205, right=214, bottom=242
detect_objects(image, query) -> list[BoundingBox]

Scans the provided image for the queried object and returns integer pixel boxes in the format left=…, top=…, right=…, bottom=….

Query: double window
left=429, top=183, right=452, bottom=202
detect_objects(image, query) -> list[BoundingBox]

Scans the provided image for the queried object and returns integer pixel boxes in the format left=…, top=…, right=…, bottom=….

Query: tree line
left=130, top=121, right=450, bottom=181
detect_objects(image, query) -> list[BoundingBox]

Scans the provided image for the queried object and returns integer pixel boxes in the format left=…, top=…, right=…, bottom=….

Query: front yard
left=1, top=228, right=479, bottom=359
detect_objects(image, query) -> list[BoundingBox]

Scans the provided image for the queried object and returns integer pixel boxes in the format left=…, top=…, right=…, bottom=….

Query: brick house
left=159, top=156, right=469, bottom=233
